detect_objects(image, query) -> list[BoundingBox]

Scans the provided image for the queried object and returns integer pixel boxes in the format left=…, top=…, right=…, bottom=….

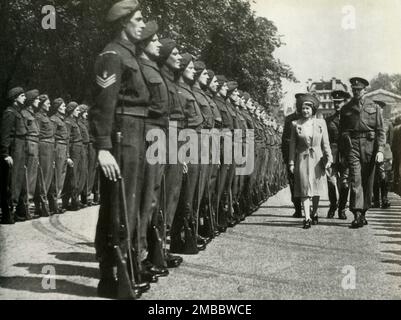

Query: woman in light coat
left=289, top=93, right=333, bottom=229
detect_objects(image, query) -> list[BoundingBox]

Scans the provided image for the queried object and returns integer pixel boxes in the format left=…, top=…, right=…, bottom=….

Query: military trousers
left=139, top=123, right=166, bottom=260
left=95, top=115, right=146, bottom=274
left=24, top=140, right=39, bottom=203
left=62, top=143, right=83, bottom=207
left=87, top=142, right=98, bottom=199
left=347, top=138, right=376, bottom=213
left=78, top=143, right=89, bottom=203
left=48, top=143, right=67, bottom=211
left=10, top=137, right=26, bottom=209
left=35, top=141, right=55, bottom=209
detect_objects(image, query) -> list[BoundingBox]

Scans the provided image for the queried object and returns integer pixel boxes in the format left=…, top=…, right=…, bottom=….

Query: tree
left=369, top=73, right=401, bottom=96
left=0, top=0, right=296, bottom=113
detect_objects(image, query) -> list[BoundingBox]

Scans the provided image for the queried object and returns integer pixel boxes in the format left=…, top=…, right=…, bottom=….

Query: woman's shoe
left=303, top=219, right=311, bottom=229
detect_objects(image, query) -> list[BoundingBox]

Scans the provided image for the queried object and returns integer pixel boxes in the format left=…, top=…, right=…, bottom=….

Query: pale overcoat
left=289, top=118, right=333, bottom=197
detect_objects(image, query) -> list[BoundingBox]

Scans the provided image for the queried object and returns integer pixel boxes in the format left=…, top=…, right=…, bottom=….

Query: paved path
left=1, top=187, right=401, bottom=299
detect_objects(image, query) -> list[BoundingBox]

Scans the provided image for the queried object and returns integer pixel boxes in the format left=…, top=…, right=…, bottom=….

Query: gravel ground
left=1, top=187, right=401, bottom=300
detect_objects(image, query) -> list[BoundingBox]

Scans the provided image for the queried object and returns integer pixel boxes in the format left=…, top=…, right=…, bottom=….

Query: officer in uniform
left=49, top=98, right=70, bottom=214
left=90, top=0, right=161, bottom=299
left=87, top=110, right=99, bottom=206
left=339, top=77, right=385, bottom=228
left=281, top=94, right=303, bottom=218
left=35, top=94, right=55, bottom=217
left=372, top=100, right=393, bottom=208
left=326, top=90, right=350, bottom=219
left=62, top=101, right=83, bottom=211
left=1, top=87, right=27, bottom=223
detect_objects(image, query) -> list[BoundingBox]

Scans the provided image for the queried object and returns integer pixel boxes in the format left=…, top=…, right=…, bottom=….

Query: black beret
left=216, top=75, right=228, bottom=86
left=194, top=61, right=207, bottom=79
left=106, top=0, right=140, bottom=22
left=140, top=20, right=158, bottom=42
left=227, top=81, right=238, bottom=94
left=38, top=94, right=49, bottom=108
left=350, top=77, right=369, bottom=89
left=206, top=69, right=215, bottom=86
left=179, top=53, right=193, bottom=71
left=159, top=38, right=177, bottom=62
left=25, top=89, right=40, bottom=105
left=78, top=104, right=89, bottom=113
left=66, top=101, right=79, bottom=115
left=52, top=98, right=65, bottom=110
left=8, top=87, right=24, bottom=100
left=242, top=92, right=251, bottom=102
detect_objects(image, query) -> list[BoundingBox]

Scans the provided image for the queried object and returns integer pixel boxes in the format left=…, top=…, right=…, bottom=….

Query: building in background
left=364, top=89, right=401, bottom=121
left=306, top=77, right=349, bottom=118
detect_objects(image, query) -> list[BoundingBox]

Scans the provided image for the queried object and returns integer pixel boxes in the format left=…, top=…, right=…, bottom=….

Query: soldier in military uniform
left=137, top=22, right=181, bottom=270
left=213, top=75, right=233, bottom=232
left=157, top=38, right=185, bottom=239
left=281, top=94, right=303, bottom=218
left=62, top=101, right=83, bottom=211
left=49, top=98, right=70, bottom=214
left=20, top=89, right=41, bottom=219
left=90, top=0, right=163, bottom=299
left=372, top=100, right=393, bottom=208
left=326, top=90, right=350, bottom=220
left=1, top=87, right=28, bottom=223
left=339, top=77, right=386, bottom=228
left=392, top=115, right=401, bottom=195
left=34, top=94, right=55, bottom=217
left=77, top=104, right=90, bottom=207
left=170, top=53, right=206, bottom=254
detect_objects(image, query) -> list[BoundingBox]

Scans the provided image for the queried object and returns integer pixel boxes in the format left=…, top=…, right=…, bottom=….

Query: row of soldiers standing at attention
left=89, top=0, right=286, bottom=299
left=0, top=89, right=100, bottom=224
left=282, top=77, right=400, bottom=228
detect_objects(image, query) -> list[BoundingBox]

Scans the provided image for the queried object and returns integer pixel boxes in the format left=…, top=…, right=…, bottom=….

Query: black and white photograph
left=1, top=0, right=401, bottom=303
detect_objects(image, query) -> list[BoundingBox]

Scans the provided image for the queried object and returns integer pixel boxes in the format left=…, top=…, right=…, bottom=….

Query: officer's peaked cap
left=299, top=93, right=320, bottom=111
left=106, top=0, right=140, bottom=22
left=350, top=77, right=369, bottom=89
left=331, top=90, right=350, bottom=101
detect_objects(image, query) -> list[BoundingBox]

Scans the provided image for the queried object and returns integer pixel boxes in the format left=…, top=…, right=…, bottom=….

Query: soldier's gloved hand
left=4, top=156, right=13, bottom=167
left=98, top=150, right=121, bottom=182
left=67, top=158, right=74, bottom=167
left=375, top=152, right=384, bottom=163
left=325, top=161, right=332, bottom=170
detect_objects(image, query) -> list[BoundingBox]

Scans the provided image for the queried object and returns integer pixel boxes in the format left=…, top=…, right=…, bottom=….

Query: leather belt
left=349, top=131, right=375, bottom=140
left=115, top=106, right=148, bottom=118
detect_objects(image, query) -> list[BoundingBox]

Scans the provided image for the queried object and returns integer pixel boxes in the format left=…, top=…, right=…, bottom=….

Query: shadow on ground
left=0, top=276, right=97, bottom=297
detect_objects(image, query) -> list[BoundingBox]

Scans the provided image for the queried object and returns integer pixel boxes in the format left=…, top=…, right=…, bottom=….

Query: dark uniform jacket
left=192, top=87, right=214, bottom=129
left=139, top=58, right=169, bottom=127
left=205, top=91, right=222, bottom=127
left=177, top=82, right=204, bottom=129
left=21, top=108, right=40, bottom=143
left=281, top=111, right=300, bottom=164
left=214, top=96, right=234, bottom=130
left=339, top=97, right=385, bottom=154
left=51, top=113, right=70, bottom=158
left=78, top=118, right=90, bottom=145
left=36, top=110, right=55, bottom=143
left=0, top=103, right=27, bottom=157
left=65, top=117, right=82, bottom=145
left=160, top=67, right=186, bottom=127
left=325, top=110, right=340, bottom=163
left=90, top=38, right=151, bottom=150
left=226, top=100, right=239, bottom=129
